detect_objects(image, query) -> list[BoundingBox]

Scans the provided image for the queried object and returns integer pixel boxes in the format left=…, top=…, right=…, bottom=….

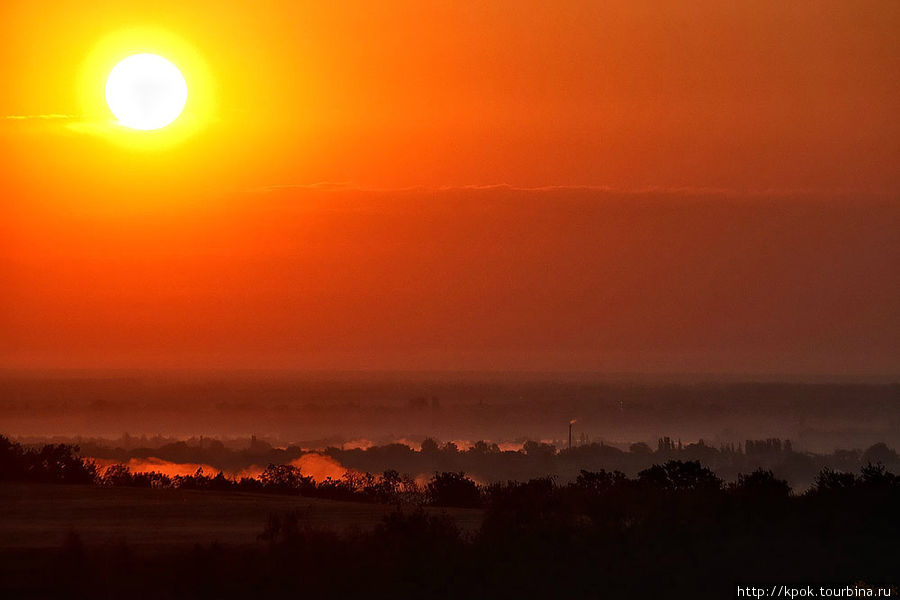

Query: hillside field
left=0, top=482, right=483, bottom=551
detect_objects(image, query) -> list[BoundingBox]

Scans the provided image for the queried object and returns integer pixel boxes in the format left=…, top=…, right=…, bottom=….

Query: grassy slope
left=0, top=482, right=483, bottom=551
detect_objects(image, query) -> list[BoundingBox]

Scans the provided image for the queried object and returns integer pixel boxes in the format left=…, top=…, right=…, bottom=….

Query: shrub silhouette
left=258, top=463, right=314, bottom=494
left=427, top=471, right=481, bottom=507
left=638, top=460, right=722, bottom=493
left=813, top=467, right=858, bottom=492
left=730, top=468, right=791, bottom=501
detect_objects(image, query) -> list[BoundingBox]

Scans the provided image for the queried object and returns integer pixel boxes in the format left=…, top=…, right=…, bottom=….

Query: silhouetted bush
left=812, top=467, right=858, bottom=492
left=729, top=468, right=791, bottom=501
left=427, top=471, right=482, bottom=508
left=258, top=463, right=315, bottom=494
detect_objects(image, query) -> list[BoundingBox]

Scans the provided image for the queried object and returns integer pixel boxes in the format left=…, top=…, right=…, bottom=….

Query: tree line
left=3, top=434, right=899, bottom=509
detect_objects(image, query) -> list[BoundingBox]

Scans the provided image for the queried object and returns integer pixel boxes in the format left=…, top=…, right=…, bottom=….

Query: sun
left=78, top=27, right=215, bottom=149
left=105, top=53, right=188, bottom=131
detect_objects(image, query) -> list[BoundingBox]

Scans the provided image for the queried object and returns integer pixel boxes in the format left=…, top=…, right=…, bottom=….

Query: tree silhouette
left=427, top=471, right=481, bottom=507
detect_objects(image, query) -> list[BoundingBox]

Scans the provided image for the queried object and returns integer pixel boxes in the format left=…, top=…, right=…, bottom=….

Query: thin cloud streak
left=4, top=114, right=76, bottom=120
left=249, top=182, right=893, bottom=199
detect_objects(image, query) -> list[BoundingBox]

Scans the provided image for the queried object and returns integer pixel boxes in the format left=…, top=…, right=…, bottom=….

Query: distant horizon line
left=0, top=367, right=896, bottom=385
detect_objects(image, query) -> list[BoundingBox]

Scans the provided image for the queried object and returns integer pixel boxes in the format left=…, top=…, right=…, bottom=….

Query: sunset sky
left=1, top=1, right=898, bottom=375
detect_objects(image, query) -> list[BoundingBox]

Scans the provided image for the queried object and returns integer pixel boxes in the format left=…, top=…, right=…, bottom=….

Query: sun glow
left=106, top=54, right=187, bottom=131
left=77, top=27, right=216, bottom=149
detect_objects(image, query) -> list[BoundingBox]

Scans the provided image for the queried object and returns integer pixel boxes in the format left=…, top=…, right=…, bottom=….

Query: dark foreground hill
left=1, top=460, right=897, bottom=599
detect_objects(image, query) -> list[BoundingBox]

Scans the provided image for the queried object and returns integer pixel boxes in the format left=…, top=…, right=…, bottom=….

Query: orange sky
left=1, top=1, right=898, bottom=375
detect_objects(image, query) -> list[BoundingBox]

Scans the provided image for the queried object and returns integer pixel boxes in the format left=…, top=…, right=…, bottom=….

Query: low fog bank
left=2, top=373, right=897, bottom=456
left=11, top=433, right=900, bottom=492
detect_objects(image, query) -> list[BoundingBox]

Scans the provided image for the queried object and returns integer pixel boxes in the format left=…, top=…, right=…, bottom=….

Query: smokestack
left=568, top=419, right=576, bottom=449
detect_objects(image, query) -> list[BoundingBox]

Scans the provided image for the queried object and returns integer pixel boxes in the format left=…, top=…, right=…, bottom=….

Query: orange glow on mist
left=289, top=454, right=353, bottom=482
left=91, top=453, right=354, bottom=483
left=92, top=457, right=219, bottom=478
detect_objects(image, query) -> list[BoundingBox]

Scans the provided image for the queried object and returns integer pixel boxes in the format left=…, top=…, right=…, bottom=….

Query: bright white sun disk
left=105, top=53, right=187, bottom=131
